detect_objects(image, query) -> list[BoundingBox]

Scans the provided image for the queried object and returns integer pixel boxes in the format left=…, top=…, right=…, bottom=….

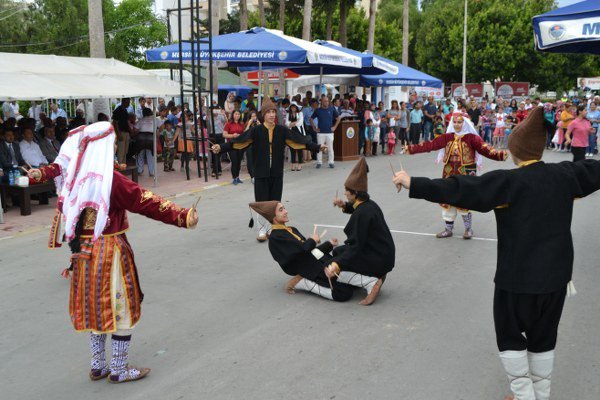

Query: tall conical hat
left=507, top=106, right=546, bottom=161
left=260, top=96, right=277, bottom=118
left=249, top=201, right=279, bottom=223
left=344, top=157, right=368, bottom=192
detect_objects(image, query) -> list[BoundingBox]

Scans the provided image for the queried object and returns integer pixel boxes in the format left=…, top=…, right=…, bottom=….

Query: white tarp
left=0, top=52, right=182, bottom=101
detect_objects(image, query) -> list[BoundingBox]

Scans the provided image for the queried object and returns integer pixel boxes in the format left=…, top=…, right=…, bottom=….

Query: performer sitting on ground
left=326, top=157, right=396, bottom=305
left=211, top=97, right=325, bottom=243
left=403, top=112, right=508, bottom=239
left=250, top=201, right=354, bottom=302
left=28, top=121, right=199, bottom=384
left=392, top=107, right=600, bottom=400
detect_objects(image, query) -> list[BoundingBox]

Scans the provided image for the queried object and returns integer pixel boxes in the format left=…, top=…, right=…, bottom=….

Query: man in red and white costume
left=29, top=121, right=198, bottom=383
left=404, top=113, right=508, bottom=238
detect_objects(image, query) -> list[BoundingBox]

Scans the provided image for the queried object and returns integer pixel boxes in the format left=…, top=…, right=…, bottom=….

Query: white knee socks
left=499, top=350, right=536, bottom=400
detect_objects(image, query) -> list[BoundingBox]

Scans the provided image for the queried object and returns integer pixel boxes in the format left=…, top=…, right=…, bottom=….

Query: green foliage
left=0, top=0, right=166, bottom=68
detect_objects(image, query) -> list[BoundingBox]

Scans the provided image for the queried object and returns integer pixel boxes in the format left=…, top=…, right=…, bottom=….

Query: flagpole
left=461, top=0, right=468, bottom=100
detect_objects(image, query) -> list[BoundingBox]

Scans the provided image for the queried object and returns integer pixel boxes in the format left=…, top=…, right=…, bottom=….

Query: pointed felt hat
left=260, top=96, right=277, bottom=118
left=249, top=201, right=279, bottom=223
left=344, top=157, right=369, bottom=192
left=507, top=106, right=547, bottom=161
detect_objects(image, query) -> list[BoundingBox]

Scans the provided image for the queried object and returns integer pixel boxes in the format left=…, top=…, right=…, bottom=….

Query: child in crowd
left=433, top=115, right=445, bottom=138
left=479, top=109, right=492, bottom=144
left=364, top=119, right=374, bottom=156
left=387, top=129, right=397, bottom=155
left=493, top=106, right=506, bottom=149
left=504, top=111, right=517, bottom=149
left=160, top=120, right=178, bottom=172
left=379, top=115, right=389, bottom=155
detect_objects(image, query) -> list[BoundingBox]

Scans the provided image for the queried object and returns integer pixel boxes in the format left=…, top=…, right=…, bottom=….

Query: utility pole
left=462, top=0, right=468, bottom=100
left=88, top=0, right=109, bottom=121
left=401, top=0, right=409, bottom=95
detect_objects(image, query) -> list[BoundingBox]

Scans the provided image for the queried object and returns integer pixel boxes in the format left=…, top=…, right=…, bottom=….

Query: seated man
left=38, top=124, right=60, bottom=163
left=20, top=127, right=48, bottom=167
left=250, top=201, right=353, bottom=302
left=0, top=127, right=26, bottom=179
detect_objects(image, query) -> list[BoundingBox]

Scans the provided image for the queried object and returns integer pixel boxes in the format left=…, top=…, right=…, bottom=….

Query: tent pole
left=258, top=62, right=263, bottom=110
left=319, top=67, right=323, bottom=97
left=153, top=97, right=158, bottom=187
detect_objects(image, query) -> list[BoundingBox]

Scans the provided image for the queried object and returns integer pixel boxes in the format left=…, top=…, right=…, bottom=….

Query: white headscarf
left=436, top=113, right=483, bottom=168
left=53, top=121, right=115, bottom=242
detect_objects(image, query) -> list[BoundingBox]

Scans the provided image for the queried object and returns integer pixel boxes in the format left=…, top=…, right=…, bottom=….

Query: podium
left=334, top=119, right=359, bottom=161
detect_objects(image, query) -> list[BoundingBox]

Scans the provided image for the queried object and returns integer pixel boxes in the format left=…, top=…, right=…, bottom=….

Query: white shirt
left=50, top=108, right=68, bottom=121
left=135, top=116, right=162, bottom=133
left=20, top=140, right=48, bottom=167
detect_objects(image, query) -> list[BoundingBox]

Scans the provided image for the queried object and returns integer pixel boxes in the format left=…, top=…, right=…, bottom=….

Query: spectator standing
left=285, top=102, right=306, bottom=171
left=559, top=103, right=577, bottom=152
left=209, top=107, right=227, bottom=178
left=516, top=102, right=529, bottom=123
left=543, top=103, right=556, bottom=149
left=2, top=101, right=15, bottom=120
left=409, top=102, right=423, bottom=145
left=565, top=105, right=594, bottom=162
left=422, top=96, right=437, bottom=140
left=224, top=110, right=246, bottom=184
left=310, top=97, right=340, bottom=168
left=224, top=92, right=236, bottom=117
left=493, top=107, right=506, bottom=149
left=28, top=101, right=43, bottom=129
left=135, top=97, right=145, bottom=121
left=112, top=98, right=132, bottom=164
left=397, top=101, right=409, bottom=151
left=160, top=121, right=178, bottom=172
left=241, top=92, right=255, bottom=113
left=467, top=101, right=481, bottom=128
left=587, top=102, right=600, bottom=156
left=135, top=107, right=162, bottom=177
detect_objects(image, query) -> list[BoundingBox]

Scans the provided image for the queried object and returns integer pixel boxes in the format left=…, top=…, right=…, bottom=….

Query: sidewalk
left=0, top=162, right=249, bottom=240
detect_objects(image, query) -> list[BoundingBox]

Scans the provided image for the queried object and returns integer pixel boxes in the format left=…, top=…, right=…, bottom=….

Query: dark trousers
left=493, top=286, right=566, bottom=352
left=210, top=134, right=224, bottom=174
left=254, top=176, right=283, bottom=201
left=572, top=146, right=586, bottom=162
left=409, top=123, right=422, bottom=144
left=398, top=127, right=408, bottom=146
left=290, top=149, right=303, bottom=164
left=231, top=148, right=254, bottom=179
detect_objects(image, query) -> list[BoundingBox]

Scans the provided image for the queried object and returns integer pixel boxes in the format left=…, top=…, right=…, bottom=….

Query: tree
left=258, top=0, right=265, bottom=27
left=339, top=0, right=351, bottom=46
left=302, top=0, right=312, bottom=40
left=239, top=0, right=248, bottom=30
left=367, top=0, right=376, bottom=52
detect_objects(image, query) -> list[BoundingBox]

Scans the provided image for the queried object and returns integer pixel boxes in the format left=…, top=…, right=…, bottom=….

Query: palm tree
left=324, top=1, right=334, bottom=40
left=279, top=0, right=285, bottom=31
left=402, top=0, right=409, bottom=65
left=239, top=0, right=248, bottom=31
left=258, top=0, right=266, bottom=27
left=367, top=0, right=377, bottom=52
left=302, top=0, right=313, bottom=41
left=339, top=0, right=351, bottom=47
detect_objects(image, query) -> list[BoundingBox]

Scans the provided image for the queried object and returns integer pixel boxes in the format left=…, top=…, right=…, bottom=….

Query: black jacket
left=0, top=140, right=25, bottom=171
left=220, top=124, right=320, bottom=179
left=410, top=160, right=600, bottom=294
left=332, top=199, right=396, bottom=277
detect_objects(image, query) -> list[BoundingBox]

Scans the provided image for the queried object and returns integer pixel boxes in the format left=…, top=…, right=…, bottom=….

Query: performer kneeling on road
left=211, top=97, right=325, bottom=243
left=326, top=157, right=396, bottom=305
left=392, top=107, right=600, bottom=400
left=28, top=122, right=199, bottom=384
left=403, top=112, right=507, bottom=239
left=250, top=201, right=354, bottom=302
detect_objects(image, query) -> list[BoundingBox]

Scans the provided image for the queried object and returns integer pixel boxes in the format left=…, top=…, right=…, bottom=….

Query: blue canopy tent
left=146, top=27, right=362, bottom=106
left=360, top=58, right=443, bottom=88
left=533, top=0, right=600, bottom=54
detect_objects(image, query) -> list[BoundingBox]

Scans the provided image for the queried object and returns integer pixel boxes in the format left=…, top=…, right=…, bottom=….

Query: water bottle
left=8, top=169, right=15, bottom=185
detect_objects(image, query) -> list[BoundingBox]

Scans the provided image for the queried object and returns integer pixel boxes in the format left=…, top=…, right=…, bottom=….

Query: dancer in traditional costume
left=403, top=113, right=508, bottom=238
left=250, top=201, right=353, bottom=302
left=211, top=97, right=324, bottom=242
left=326, top=157, right=396, bottom=305
left=28, top=122, right=198, bottom=383
left=392, top=107, right=600, bottom=400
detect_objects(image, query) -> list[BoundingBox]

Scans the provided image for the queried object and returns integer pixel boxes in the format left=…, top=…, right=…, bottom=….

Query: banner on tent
left=414, top=86, right=445, bottom=100
left=536, top=17, right=600, bottom=50
left=247, top=70, right=300, bottom=82
left=450, top=83, right=483, bottom=99
left=577, top=77, right=600, bottom=91
left=495, top=82, right=530, bottom=100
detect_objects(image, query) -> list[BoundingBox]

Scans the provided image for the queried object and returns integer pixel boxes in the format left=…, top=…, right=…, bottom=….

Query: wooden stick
left=389, top=160, right=400, bottom=193
left=333, top=189, right=338, bottom=207
left=192, top=195, right=202, bottom=211
left=319, top=229, right=327, bottom=240
left=19, top=166, right=29, bottom=174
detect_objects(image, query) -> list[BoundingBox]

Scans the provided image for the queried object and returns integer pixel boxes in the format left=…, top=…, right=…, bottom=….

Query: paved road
left=2, top=150, right=600, bottom=400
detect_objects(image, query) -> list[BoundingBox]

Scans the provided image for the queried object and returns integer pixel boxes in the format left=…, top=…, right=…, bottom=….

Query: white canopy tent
left=0, top=53, right=182, bottom=101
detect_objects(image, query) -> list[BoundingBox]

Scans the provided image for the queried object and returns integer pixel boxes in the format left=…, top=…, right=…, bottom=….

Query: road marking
left=313, top=224, right=498, bottom=242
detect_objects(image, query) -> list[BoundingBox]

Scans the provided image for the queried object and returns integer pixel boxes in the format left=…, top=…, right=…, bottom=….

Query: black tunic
left=268, top=226, right=353, bottom=302
left=332, top=200, right=396, bottom=277
left=409, top=160, right=600, bottom=294
left=220, top=123, right=321, bottom=179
